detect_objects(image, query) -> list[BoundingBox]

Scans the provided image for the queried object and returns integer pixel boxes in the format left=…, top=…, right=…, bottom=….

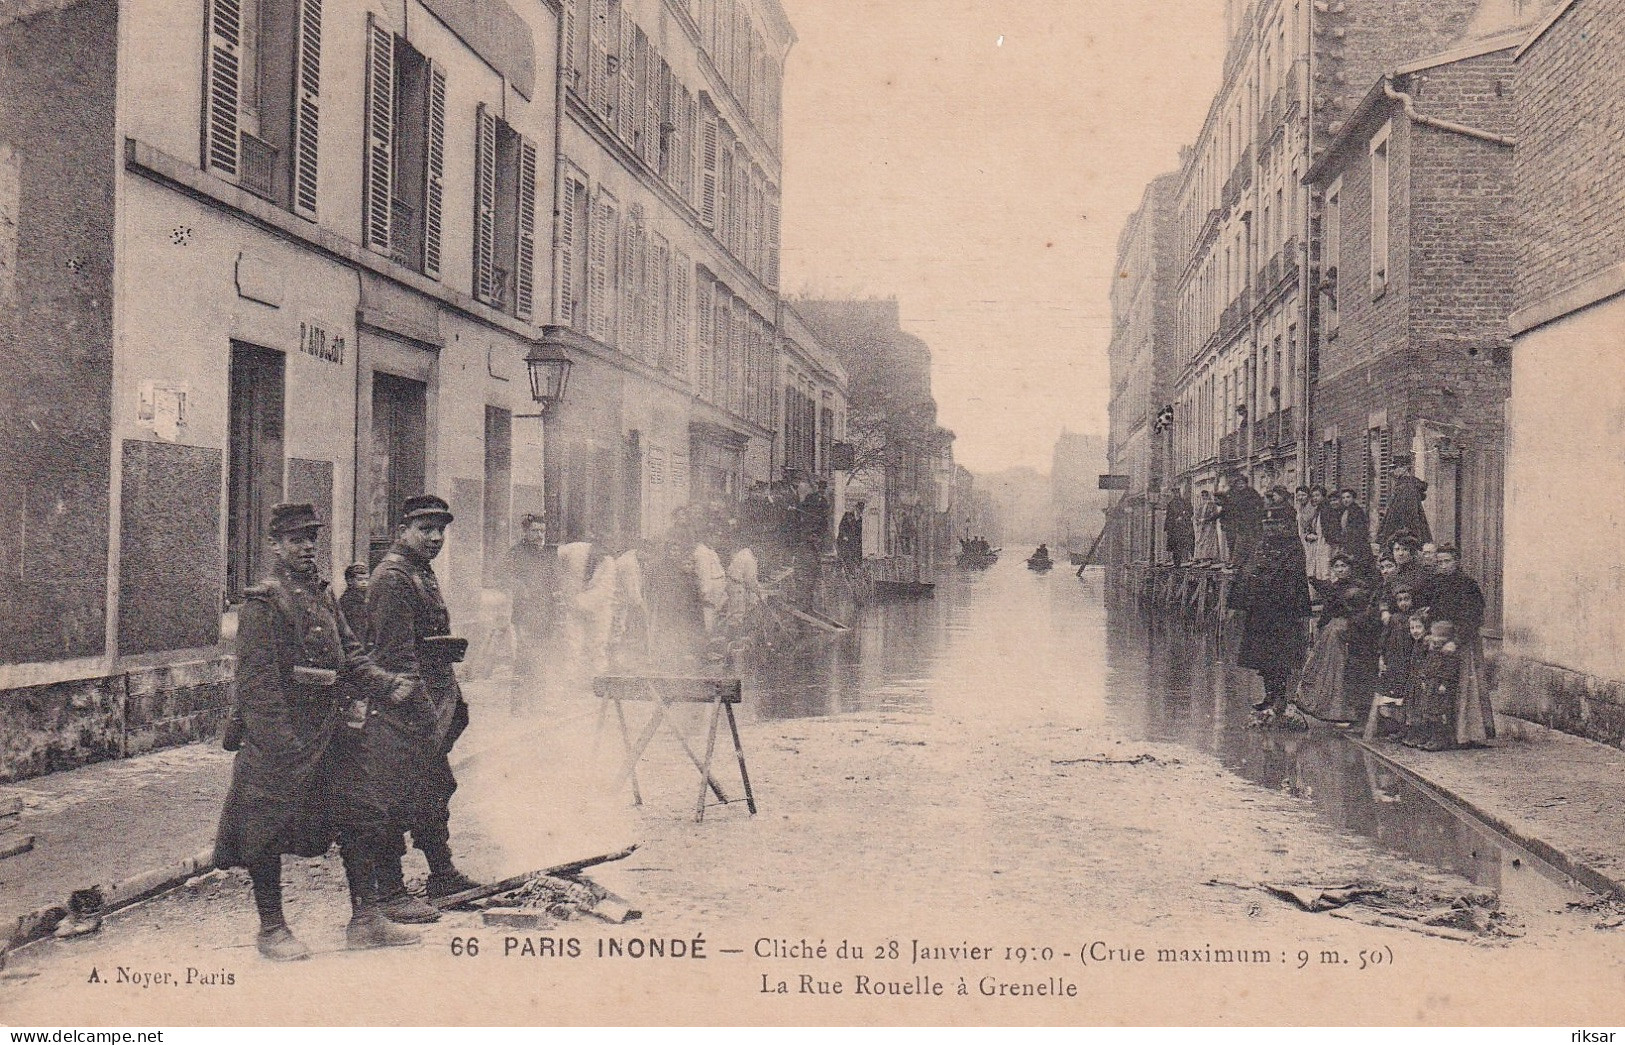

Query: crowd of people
left=1163, top=455, right=1491, bottom=751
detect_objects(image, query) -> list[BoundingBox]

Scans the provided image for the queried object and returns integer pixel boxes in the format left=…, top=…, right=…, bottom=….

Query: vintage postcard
left=0, top=0, right=1622, bottom=1028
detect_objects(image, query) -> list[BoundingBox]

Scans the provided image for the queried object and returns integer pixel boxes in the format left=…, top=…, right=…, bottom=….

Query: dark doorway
left=368, top=371, right=427, bottom=564
left=227, top=343, right=286, bottom=601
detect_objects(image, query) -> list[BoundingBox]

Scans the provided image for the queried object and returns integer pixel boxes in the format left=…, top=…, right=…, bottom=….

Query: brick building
left=1500, top=0, right=1625, bottom=745
left=1105, top=173, right=1181, bottom=566
left=1168, top=0, right=1488, bottom=503
left=1304, top=32, right=1523, bottom=622
left=0, top=0, right=558, bottom=779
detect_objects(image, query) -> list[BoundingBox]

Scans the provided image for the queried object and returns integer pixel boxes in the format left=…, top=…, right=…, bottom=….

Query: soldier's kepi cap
left=400, top=494, right=454, bottom=525
left=269, top=502, right=324, bottom=536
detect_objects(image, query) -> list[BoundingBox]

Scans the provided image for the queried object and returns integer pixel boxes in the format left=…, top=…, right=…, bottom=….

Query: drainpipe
left=1383, top=78, right=1517, bottom=149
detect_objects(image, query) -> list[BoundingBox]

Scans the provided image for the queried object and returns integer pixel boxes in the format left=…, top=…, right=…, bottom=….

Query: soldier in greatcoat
left=214, top=503, right=420, bottom=960
left=367, top=494, right=481, bottom=919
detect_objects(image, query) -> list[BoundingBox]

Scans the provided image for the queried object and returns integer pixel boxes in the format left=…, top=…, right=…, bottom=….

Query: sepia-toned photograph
left=0, top=0, right=1621, bottom=1027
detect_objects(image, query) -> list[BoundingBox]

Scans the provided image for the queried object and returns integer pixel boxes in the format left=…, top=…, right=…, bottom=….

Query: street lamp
left=516, top=329, right=576, bottom=417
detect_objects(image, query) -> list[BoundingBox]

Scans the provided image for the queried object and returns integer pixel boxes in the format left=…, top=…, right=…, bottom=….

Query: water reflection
left=734, top=559, right=1576, bottom=902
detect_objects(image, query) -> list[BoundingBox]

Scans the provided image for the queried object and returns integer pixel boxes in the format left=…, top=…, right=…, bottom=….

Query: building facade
left=550, top=0, right=793, bottom=541
left=1169, top=0, right=1487, bottom=502
left=1500, top=0, right=1625, bottom=745
left=0, top=0, right=559, bottom=779
left=1105, top=173, right=1181, bottom=566
left=778, top=303, right=849, bottom=537
left=1305, top=33, right=1524, bottom=622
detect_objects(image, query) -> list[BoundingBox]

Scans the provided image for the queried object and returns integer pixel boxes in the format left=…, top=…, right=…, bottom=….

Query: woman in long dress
left=1417, top=544, right=1493, bottom=747
left=1193, top=490, right=1221, bottom=563
left=1298, top=553, right=1381, bottom=724
left=1298, top=486, right=1331, bottom=581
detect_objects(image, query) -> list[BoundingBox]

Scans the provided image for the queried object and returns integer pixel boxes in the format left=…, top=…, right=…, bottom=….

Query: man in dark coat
left=1234, top=504, right=1313, bottom=722
left=338, top=562, right=370, bottom=636
left=1165, top=486, right=1195, bottom=566
left=1219, top=471, right=1266, bottom=568
left=369, top=494, right=480, bottom=916
left=1377, top=454, right=1434, bottom=548
left=507, top=513, right=562, bottom=688
left=215, top=503, right=419, bottom=960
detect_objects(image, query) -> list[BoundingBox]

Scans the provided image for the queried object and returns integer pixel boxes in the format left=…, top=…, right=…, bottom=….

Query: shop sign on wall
left=300, top=321, right=346, bottom=365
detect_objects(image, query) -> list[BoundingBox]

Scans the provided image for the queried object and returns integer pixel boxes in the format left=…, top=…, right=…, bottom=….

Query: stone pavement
left=4, top=687, right=1623, bottom=954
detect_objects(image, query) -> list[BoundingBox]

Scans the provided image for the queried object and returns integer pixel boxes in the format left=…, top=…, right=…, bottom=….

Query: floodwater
left=741, top=557, right=1588, bottom=910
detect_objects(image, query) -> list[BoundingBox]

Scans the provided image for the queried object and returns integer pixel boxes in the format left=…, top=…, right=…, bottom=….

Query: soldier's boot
left=374, top=846, right=441, bottom=924
left=420, top=837, right=481, bottom=900
left=257, top=925, right=312, bottom=962
left=250, top=856, right=310, bottom=961
left=341, top=843, right=421, bottom=950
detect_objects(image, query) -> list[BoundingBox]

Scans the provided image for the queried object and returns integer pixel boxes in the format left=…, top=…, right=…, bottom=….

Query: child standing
left=1406, top=619, right=1460, bottom=751
left=1369, top=587, right=1419, bottom=739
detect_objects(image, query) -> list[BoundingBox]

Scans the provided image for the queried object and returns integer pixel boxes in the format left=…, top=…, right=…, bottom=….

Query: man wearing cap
left=214, top=503, right=421, bottom=960
left=368, top=494, right=480, bottom=915
left=1377, top=454, right=1434, bottom=549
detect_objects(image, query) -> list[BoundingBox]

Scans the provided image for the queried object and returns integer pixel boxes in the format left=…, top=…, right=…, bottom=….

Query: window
left=361, top=19, right=446, bottom=278
left=1370, top=123, right=1391, bottom=294
left=1322, top=178, right=1341, bottom=333
left=368, top=372, right=427, bottom=564
left=203, top=0, right=322, bottom=217
left=473, top=106, right=540, bottom=320
left=587, top=190, right=619, bottom=343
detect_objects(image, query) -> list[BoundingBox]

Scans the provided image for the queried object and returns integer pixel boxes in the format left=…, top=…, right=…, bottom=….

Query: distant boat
left=1027, top=550, right=1054, bottom=573
left=957, top=547, right=1000, bottom=569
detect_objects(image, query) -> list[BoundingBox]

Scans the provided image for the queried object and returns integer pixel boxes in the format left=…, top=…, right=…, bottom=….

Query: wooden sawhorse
left=592, top=676, right=757, bottom=823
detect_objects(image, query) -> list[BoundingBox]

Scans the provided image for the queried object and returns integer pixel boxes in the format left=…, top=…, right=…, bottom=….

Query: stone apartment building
left=1499, top=0, right=1625, bottom=745
left=778, top=303, right=849, bottom=534
left=1304, top=27, right=1527, bottom=624
left=0, top=0, right=559, bottom=779
left=1105, top=172, right=1180, bottom=566
left=1169, top=0, right=1490, bottom=501
left=549, top=0, right=794, bottom=539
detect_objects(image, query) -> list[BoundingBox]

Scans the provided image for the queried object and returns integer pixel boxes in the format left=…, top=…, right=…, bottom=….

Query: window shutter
left=766, top=193, right=779, bottom=289
left=650, top=234, right=668, bottom=369
left=683, top=90, right=699, bottom=205
left=700, top=114, right=718, bottom=228
left=589, top=0, right=610, bottom=118
left=515, top=137, right=538, bottom=322
left=556, top=172, right=577, bottom=326
left=561, top=0, right=578, bottom=91
left=1377, top=426, right=1393, bottom=513
left=1332, top=437, right=1343, bottom=490
left=618, top=15, right=637, bottom=143
left=695, top=276, right=713, bottom=398
left=474, top=104, right=498, bottom=303
left=289, top=0, right=322, bottom=218
left=362, top=15, right=394, bottom=254
left=672, top=251, right=691, bottom=378
left=645, top=48, right=663, bottom=169
left=203, top=0, right=243, bottom=177
left=422, top=63, right=446, bottom=278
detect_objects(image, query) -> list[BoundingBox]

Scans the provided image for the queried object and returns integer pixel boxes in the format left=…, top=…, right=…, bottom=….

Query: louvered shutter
left=588, top=194, right=614, bottom=341
left=731, top=305, right=745, bottom=416
left=618, top=214, right=634, bottom=353
left=672, top=252, right=691, bottom=378
left=682, top=90, right=698, bottom=205
left=618, top=15, right=636, bottom=143
left=695, top=277, right=713, bottom=398
left=515, top=137, right=538, bottom=322
left=556, top=172, right=578, bottom=326
left=561, top=0, right=578, bottom=91
left=700, top=114, right=718, bottom=227
left=650, top=236, right=667, bottom=368
left=589, top=0, right=610, bottom=118
left=422, top=64, right=447, bottom=278
left=671, top=450, right=689, bottom=506
left=645, top=48, right=663, bottom=169
left=289, top=0, right=322, bottom=218
left=204, top=0, right=243, bottom=177
left=1332, top=437, right=1343, bottom=490
left=766, top=193, right=779, bottom=289
left=1377, top=427, right=1392, bottom=513
left=362, top=16, right=394, bottom=254
left=474, top=104, right=498, bottom=303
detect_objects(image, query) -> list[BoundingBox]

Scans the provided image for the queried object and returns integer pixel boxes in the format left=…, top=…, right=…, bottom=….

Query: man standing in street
left=215, top=503, right=420, bottom=959
left=368, top=494, right=481, bottom=918
left=507, top=513, right=561, bottom=701
left=1218, top=471, right=1266, bottom=569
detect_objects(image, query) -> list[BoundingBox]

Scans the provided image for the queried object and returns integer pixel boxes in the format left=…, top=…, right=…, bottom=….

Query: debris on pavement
left=51, top=889, right=104, bottom=940
left=1246, top=880, right=1519, bottom=941
left=430, top=844, right=640, bottom=911
left=476, top=873, right=641, bottom=925
left=1263, top=883, right=1385, bottom=912
left=1052, top=753, right=1178, bottom=767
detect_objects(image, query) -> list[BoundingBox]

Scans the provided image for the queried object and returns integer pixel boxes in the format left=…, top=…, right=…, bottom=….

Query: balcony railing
left=239, top=132, right=277, bottom=202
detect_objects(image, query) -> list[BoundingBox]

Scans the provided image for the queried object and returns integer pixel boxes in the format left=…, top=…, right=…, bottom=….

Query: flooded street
left=5, top=557, right=1619, bottom=1025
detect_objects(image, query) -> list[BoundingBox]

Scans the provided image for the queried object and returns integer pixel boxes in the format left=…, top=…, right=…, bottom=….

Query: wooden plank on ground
left=431, top=845, right=640, bottom=910
left=0, top=835, right=34, bottom=860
